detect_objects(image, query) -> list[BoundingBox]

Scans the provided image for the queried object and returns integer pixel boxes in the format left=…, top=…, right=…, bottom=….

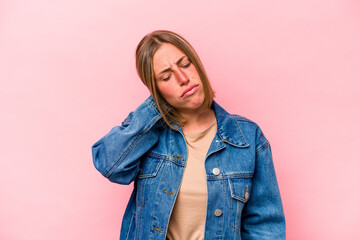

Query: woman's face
left=153, top=43, right=205, bottom=114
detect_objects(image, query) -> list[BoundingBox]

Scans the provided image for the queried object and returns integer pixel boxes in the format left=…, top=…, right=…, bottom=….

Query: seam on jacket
left=149, top=159, right=168, bottom=239
left=145, top=98, right=172, bottom=117
left=231, top=114, right=256, bottom=124
left=221, top=177, right=225, bottom=240
left=137, top=159, right=164, bottom=179
left=104, top=131, right=144, bottom=177
left=125, top=212, right=135, bottom=240
left=145, top=98, right=160, bottom=115
left=256, top=140, right=270, bottom=154
left=147, top=152, right=169, bottom=161
left=229, top=224, right=241, bottom=232
left=105, top=115, right=161, bottom=178
left=207, top=173, right=253, bottom=180
left=232, top=116, right=249, bottom=146
left=137, top=193, right=142, bottom=239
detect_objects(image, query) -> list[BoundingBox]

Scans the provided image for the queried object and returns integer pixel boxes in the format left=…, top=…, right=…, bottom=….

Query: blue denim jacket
left=92, top=96, right=285, bottom=240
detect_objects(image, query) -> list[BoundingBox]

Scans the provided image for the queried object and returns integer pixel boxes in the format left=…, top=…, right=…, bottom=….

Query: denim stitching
left=221, top=179, right=226, bottom=239
left=207, top=173, right=253, bottom=181
left=229, top=224, right=241, bottom=232
left=233, top=116, right=250, bottom=147
left=147, top=151, right=169, bottom=160
left=137, top=159, right=164, bottom=179
left=145, top=99, right=160, bottom=115
left=136, top=193, right=143, bottom=239
left=229, top=184, right=240, bottom=231
left=125, top=212, right=135, bottom=240
left=137, top=158, right=165, bottom=206
left=145, top=152, right=186, bottom=166
left=105, top=115, right=161, bottom=178
left=228, top=178, right=244, bottom=231
left=149, top=160, right=168, bottom=239
left=206, top=133, right=226, bottom=159
left=228, top=178, right=251, bottom=203
left=232, top=115, right=255, bottom=124
left=168, top=128, right=172, bottom=161
left=256, top=140, right=270, bottom=154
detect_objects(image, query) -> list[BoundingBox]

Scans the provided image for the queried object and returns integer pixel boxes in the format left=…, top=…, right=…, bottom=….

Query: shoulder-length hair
left=135, top=30, right=215, bottom=129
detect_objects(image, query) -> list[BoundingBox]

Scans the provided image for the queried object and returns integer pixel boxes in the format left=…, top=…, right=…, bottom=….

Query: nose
left=174, top=67, right=189, bottom=85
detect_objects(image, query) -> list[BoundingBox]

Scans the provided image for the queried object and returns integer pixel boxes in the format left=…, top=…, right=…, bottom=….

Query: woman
left=92, top=30, right=285, bottom=240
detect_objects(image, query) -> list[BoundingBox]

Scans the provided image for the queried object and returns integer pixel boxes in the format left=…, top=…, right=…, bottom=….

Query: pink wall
left=1, top=0, right=359, bottom=239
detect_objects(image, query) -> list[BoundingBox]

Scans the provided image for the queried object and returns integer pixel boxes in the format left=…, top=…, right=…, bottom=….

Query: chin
left=173, top=96, right=205, bottom=112
left=188, top=99, right=205, bottom=110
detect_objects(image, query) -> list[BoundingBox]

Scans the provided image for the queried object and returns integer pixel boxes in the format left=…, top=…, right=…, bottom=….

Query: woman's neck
left=180, top=108, right=216, bottom=133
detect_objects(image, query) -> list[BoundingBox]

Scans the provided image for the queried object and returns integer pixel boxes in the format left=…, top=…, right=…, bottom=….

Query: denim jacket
left=92, top=96, right=285, bottom=240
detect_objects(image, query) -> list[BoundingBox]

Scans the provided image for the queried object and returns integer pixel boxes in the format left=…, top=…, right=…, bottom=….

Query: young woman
left=92, top=30, right=285, bottom=240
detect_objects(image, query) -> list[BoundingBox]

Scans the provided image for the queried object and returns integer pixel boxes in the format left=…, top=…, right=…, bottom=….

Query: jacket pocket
left=228, top=175, right=253, bottom=231
left=136, top=153, right=164, bottom=206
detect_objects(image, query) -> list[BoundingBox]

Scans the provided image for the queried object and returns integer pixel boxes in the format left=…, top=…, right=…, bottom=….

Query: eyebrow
left=156, top=56, right=187, bottom=78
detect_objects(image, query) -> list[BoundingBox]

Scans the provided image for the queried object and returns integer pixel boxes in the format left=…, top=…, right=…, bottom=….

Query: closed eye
left=181, top=62, right=191, bottom=68
left=162, top=74, right=172, bottom=81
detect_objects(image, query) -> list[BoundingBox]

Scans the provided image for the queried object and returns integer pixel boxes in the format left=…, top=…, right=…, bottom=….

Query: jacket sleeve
left=241, top=126, right=286, bottom=239
left=91, top=97, right=163, bottom=185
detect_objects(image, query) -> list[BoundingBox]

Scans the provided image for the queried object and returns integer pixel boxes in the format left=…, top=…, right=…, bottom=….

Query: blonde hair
left=135, top=30, right=215, bottom=128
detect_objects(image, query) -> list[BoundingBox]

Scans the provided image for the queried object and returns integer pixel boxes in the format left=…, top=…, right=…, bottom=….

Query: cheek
left=188, top=65, right=200, bottom=77
left=157, top=83, right=176, bottom=99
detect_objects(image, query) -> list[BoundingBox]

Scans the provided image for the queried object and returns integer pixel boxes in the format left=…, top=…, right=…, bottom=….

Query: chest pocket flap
left=138, top=154, right=164, bottom=179
left=136, top=154, right=164, bottom=206
left=228, top=175, right=253, bottom=203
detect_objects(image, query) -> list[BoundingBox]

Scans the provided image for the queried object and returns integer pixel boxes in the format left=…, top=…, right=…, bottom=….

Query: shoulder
left=234, top=114, right=270, bottom=153
left=231, top=114, right=258, bottom=125
left=228, top=113, right=270, bottom=153
left=213, top=101, right=270, bottom=151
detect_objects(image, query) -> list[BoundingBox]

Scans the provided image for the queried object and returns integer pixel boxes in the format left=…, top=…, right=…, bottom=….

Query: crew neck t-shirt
left=166, top=120, right=217, bottom=240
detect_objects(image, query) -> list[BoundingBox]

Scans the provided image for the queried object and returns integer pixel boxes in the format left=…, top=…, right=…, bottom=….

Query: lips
left=181, top=84, right=199, bottom=98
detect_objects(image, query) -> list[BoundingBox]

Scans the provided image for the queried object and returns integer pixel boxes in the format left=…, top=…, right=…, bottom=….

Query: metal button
left=212, top=168, right=220, bottom=175
left=214, top=209, right=222, bottom=217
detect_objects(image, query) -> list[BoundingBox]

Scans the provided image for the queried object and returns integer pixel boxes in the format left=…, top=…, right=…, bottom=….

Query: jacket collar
left=213, top=101, right=249, bottom=148
left=147, top=96, right=249, bottom=147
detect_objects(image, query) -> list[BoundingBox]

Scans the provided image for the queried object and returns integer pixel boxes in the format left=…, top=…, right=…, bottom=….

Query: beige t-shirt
left=166, top=120, right=217, bottom=240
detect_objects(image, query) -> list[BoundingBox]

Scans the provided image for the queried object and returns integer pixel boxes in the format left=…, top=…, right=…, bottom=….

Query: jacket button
left=214, top=209, right=222, bottom=217
left=212, top=168, right=220, bottom=175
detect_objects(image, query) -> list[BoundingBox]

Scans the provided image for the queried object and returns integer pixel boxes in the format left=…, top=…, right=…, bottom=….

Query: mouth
left=181, top=84, right=200, bottom=98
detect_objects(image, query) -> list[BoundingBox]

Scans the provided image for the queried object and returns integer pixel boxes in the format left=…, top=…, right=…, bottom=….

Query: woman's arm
left=91, top=96, right=163, bottom=185
left=241, top=127, right=286, bottom=239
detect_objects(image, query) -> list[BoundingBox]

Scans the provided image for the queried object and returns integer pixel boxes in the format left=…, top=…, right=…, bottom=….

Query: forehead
left=153, top=43, right=186, bottom=71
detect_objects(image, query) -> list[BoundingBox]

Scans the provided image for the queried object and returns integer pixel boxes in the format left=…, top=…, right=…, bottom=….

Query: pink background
left=1, top=0, right=359, bottom=239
